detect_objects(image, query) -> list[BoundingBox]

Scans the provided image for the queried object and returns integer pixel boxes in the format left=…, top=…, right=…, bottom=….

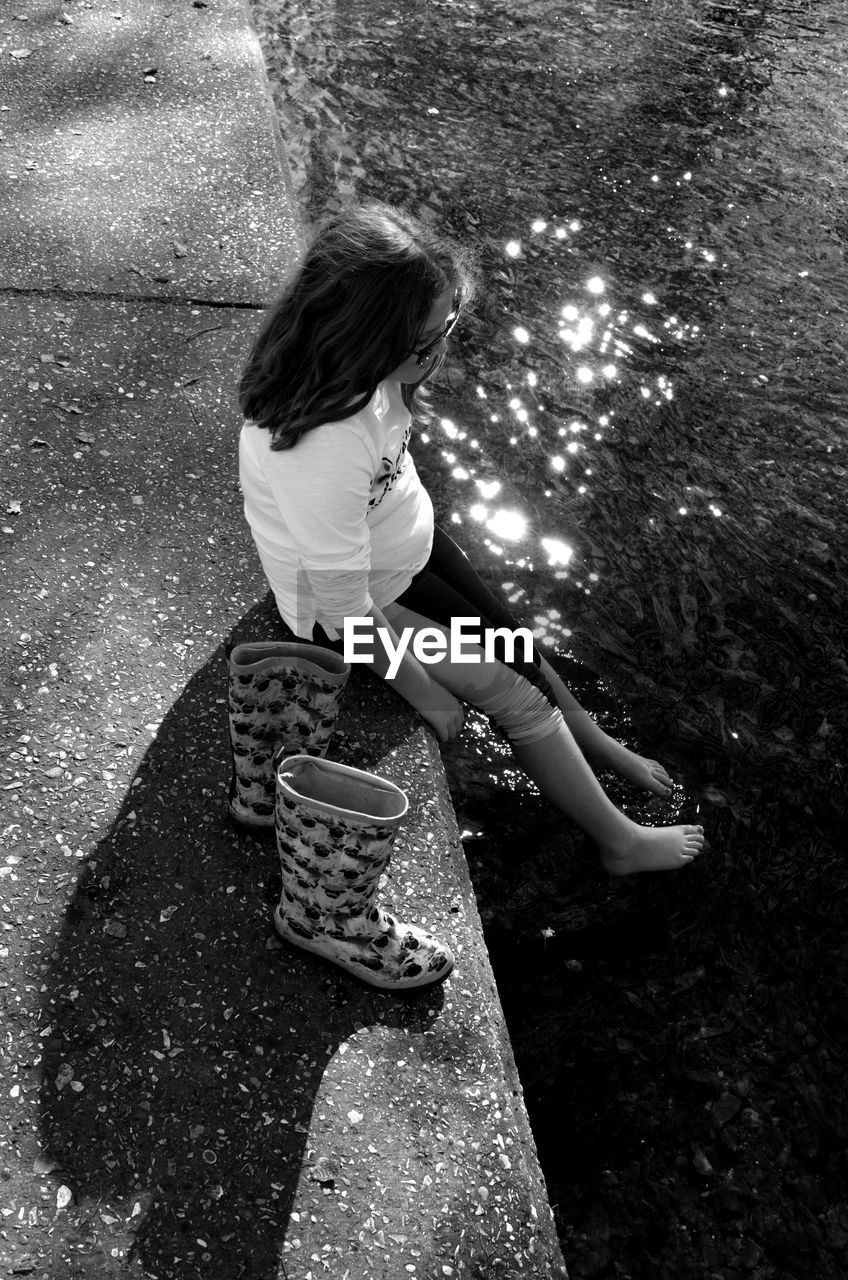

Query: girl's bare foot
left=590, top=735, right=676, bottom=798
left=599, top=822, right=705, bottom=876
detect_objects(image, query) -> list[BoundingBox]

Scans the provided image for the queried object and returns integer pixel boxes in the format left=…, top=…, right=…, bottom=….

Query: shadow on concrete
left=37, top=596, right=442, bottom=1279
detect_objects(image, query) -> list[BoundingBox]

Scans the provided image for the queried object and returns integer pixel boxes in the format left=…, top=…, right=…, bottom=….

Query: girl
left=238, top=203, right=705, bottom=876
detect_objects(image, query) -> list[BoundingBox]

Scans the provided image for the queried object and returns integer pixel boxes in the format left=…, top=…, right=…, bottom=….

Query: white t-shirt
left=239, top=381, right=434, bottom=638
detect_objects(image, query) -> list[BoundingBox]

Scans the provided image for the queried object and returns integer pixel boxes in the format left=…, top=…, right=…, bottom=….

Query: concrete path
left=0, top=1, right=567, bottom=1276
left=2, top=0, right=298, bottom=300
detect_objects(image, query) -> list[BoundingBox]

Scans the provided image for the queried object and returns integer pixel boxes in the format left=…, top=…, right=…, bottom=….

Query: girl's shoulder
left=326, top=382, right=410, bottom=447
left=368, top=381, right=411, bottom=435
left=241, top=383, right=409, bottom=459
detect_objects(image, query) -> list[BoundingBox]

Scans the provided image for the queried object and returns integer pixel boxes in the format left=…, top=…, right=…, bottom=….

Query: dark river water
left=251, top=0, right=846, bottom=843
left=248, top=0, right=847, bottom=1267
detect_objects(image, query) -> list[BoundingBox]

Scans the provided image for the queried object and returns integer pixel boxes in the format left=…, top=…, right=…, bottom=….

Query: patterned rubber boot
left=227, top=642, right=350, bottom=829
left=273, top=754, right=455, bottom=990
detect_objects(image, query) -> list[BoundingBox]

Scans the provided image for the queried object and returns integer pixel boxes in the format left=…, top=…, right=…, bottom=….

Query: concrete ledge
left=0, top=0, right=568, bottom=1274
left=257, top=656, right=569, bottom=1278
left=0, top=288, right=567, bottom=1276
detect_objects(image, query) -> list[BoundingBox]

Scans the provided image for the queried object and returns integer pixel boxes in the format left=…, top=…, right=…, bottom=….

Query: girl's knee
left=469, top=667, right=564, bottom=745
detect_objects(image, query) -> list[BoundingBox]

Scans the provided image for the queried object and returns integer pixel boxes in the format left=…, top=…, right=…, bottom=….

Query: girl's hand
left=419, top=683, right=465, bottom=743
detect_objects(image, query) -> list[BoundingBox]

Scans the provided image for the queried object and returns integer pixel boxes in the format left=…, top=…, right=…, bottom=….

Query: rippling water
left=417, top=0, right=847, bottom=655
left=251, top=0, right=846, bottom=841
left=249, top=1, right=848, bottom=1267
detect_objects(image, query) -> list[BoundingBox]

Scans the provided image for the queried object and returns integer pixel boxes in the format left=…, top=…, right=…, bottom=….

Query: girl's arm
left=362, top=602, right=465, bottom=743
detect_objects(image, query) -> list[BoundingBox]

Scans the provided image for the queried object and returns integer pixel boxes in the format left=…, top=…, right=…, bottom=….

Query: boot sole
left=273, top=910, right=454, bottom=992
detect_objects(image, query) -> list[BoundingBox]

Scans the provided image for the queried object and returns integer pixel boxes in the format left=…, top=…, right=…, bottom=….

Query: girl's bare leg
left=511, top=731, right=703, bottom=875
left=383, top=606, right=704, bottom=874
left=538, top=656, right=676, bottom=798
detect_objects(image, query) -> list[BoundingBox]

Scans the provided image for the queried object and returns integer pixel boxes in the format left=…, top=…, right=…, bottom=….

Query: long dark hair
left=239, top=203, right=476, bottom=449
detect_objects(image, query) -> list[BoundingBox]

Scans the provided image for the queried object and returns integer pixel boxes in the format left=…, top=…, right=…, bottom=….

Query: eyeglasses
left=411, top=291, right=462, bottom=367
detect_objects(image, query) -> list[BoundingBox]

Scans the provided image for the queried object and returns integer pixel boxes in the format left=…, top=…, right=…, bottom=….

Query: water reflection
left=541, top=538, right=573, bottom=568
left=256, top=0, right=848, bottom=826
left=433, top=205, right=737, bottom=647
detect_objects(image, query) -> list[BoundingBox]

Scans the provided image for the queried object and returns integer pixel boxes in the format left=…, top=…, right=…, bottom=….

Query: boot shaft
left=229, top=641, right=349, bottom=750
left=227, top=642, right=350, bottom=827
left=275, top=755, right=407, bottom=918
